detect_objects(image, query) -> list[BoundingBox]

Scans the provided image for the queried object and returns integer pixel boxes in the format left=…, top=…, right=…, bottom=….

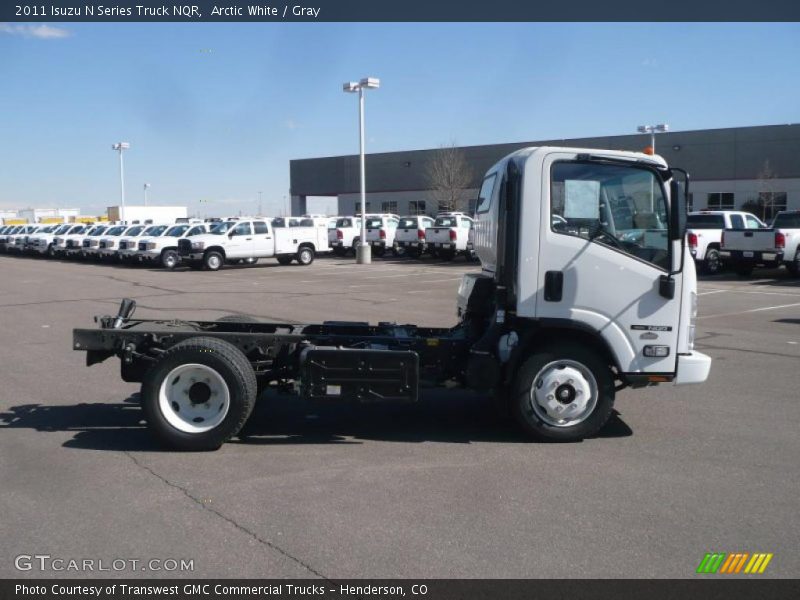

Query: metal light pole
left=636, top=123, right=669, bottom=154
left=343, top=77, right=380, bottom=265
left=258, top=191, right=263, bottom=216
left=143, top=183, right=150, bottom=207
left=112, top=142, right=130, bottom=221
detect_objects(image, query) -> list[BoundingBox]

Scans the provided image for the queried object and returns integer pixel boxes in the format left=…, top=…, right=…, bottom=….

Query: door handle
left=246, top=237, right=252, bottom=240
left=544, top=271, right=564, bottom=302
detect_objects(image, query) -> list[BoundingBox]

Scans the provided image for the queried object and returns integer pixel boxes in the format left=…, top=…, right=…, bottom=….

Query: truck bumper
left=674, top=351, right=712, bottom=385
left=728, top=250, right=782, bottom=266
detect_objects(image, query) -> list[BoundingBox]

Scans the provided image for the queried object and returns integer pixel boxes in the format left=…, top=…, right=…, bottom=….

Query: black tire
left=276, top=255, right=293, bottom=266
left=372, top=246, right=386, bottom=258
left=47, top=244, right=56, bottom=258
left=141, top=337, right=257, bottom=450
left=204, top=250, right=224, bottom=271
left=439, top=249, right=455, bottom=261
left=296, top=246, right=315, bottom=266
left=511, top=343, right=615, bottom=442
left=787, top=251, right=800, bottom=277
left=350, top=238, right=360, bottom=256
left=161, top=249, right=179, bottom=270
left=701, top=248, right=722, bottom=275
left=735, top=263, right=754, bottom=277
left=216, top=314, right=259, bottom=323
left=408, top=247, right=423, bottom=259
left=333, top=246, right=346, bottom=257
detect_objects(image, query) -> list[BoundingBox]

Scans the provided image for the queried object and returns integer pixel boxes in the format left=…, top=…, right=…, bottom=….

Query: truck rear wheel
left=141, top=337, right=257, bottom=450
left=511, top=343, right=615, bottom=442
left=276, top=255, right=293, bottom=265
left=204, top=250, right=224, bottom=271
left=372, top=246, right=386, bottom=258
left=701, top=248, right=721, bottom=275
left=161, top=249, right=179, bottom=269
left=787, top=251, right=800, bottom=277
left=296, top=246, right=315, bottom=265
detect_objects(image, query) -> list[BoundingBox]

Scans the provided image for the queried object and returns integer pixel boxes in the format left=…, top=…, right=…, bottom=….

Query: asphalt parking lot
left=1, top=253, right=798, bottom=579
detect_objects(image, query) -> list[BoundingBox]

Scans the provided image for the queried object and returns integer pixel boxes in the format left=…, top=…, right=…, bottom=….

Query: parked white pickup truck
left=30, top=223, right=75, bottom=256
left=65, top=225, right=108, bottom=257
left=722, top=210, right=800, bottom=277
left=135, top=223, right=209, bottom=269
left=686, top=211, right=765, bottom=274
left=97, top=225, right=144, bottom=261
left=395, top=215, right=436, bottom=258
left=329, top=215, right=368, bottom=256
left=425, top=213, right=476, bottom=261
left=365, top=214, right=401, bottom=257
left=52, top=224, right=90, bottom=257
left=117, top=224, right=169, bottom=262
left=179, top=218, right=329, bottom=270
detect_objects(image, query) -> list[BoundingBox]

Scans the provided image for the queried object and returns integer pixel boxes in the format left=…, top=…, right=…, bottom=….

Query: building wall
left=337, top=189, right=478, bottom=217
left=689, top=178, right=800, bottom=213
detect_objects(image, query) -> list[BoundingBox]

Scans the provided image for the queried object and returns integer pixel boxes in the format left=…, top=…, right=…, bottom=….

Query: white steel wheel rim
left=158, top=363, right=231, bottom=433
left=207, top=254, right=221, bottom=269
left=300, top=249, right=311, bottom=263
left=529, top=360, right=598, bottom=428
left=164, top=252, right=176, bottom=268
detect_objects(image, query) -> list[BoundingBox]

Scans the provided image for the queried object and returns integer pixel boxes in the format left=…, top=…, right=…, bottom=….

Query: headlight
left=192, top=241, right=204, bottom=250
left=147, top=243, right=157, bottom=250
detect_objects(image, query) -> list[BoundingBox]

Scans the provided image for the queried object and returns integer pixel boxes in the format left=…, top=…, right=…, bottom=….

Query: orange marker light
left=643, top=146, right=655, bottom=155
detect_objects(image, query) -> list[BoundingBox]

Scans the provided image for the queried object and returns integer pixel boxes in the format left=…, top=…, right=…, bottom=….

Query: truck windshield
left=366, top=218, right=383, bottom=228
left=68, top=226, right=86, bottom=234
left=165, top=225, right=190, bottom=237
left=54, top=225, right=71, bottom=235
left=143, top=225, right=167, bottom=236
left=772, top=213, right=800, bottom=228
left=434, top=217, right=457, bottom=227
left=106, top=226, right=127, bottom=236
left=551, top=161, right=670, bottom=271
left=87, top=227, right=107, bottom=236
left=687, top=214, right=725, bottom=229
left=399, top=218, right=418, bottom=228
left=335, top=218, right=353, bottom=228
left=124, top=226, right=145, bottom=236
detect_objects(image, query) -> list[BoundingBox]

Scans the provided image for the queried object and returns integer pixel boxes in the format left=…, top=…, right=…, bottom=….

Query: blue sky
left=1, top=22, right=798, bottom=217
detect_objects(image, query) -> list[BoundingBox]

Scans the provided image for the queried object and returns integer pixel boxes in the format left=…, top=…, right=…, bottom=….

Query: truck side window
left=729, top=214, right=745, bottom=229
left=476, top=174, right=497, bottom=213
left=231, top=223, right=252, bottom=236
left=745, top=215, right=761, bottom=229
left=551, top=161, right=670, bottom=271
left=253, top=221, right=269, bottom=234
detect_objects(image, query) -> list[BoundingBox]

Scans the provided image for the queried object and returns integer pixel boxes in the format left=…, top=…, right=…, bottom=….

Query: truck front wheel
left=787, top=251, right=800, bottom=277
left=204, top=250, right=224, bottom=271
left=141, top=337, right=257, bottom=450
left=511, top=344, right=615, bottom=442
left=161, top=249, right=179, bottom=269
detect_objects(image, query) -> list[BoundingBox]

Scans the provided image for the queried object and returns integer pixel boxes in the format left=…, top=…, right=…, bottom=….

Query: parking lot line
left=699, top=301, right=800, bottom=320
left=698, top=290, right=727, bottom=296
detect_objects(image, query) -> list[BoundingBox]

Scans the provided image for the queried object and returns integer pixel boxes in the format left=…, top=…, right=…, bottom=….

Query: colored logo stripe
left=698, top=552, right=773, bottom=574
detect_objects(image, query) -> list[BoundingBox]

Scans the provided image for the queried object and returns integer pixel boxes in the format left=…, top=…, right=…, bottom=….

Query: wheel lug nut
left=547, top=395, right=554, bottom=401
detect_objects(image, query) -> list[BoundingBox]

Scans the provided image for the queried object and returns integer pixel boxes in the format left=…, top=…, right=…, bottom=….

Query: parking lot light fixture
left=343, top=77, right=380, bottom=264
left=112, top=142, right=130, bottom=221
left=636, top=123, right=669, bottom=154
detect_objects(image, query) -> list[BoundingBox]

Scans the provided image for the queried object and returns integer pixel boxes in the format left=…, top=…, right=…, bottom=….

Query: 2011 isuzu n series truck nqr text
left=73, top=147, right=711, bottom=450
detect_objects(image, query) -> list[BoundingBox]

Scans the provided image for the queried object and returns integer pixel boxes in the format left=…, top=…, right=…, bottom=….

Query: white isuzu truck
left=73, top=147, right=710, bottom=450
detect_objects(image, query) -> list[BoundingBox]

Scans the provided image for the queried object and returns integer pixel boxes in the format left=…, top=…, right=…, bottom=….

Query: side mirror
left=669, top=179, right=687, bottom=241
left=228, top=231, right=235, bottom=238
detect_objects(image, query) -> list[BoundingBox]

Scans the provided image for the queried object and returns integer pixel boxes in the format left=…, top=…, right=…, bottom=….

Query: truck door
left=533, top=152, right=682, bottom=376
left=226, top=221, right=253, bottom=258
left=252, top=220, right=274, bottom=256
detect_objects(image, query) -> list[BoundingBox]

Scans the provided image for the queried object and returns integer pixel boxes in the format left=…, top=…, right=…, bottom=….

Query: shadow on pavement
left=0, top=389, right=632, bottom=451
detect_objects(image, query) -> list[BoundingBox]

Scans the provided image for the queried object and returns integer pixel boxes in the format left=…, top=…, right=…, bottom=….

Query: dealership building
left=289, top=123, right=800, bottom=220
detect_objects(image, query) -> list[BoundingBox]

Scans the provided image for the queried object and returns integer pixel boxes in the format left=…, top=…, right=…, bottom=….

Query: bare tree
left=756, top=159, right=778, bottom=222
left=425, top=142, right=474, bottom=213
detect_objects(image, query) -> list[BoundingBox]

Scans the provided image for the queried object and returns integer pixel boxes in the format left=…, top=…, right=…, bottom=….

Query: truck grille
left=138, top=242, right=147, bottom=251
left=99, top=241, right=107, bottom=249
left=82, top=239, right=91, bottom=248
left=67, top=240, right=77, bottom=249
left=178, top=239, right=192, bottom=255
left=119, top=241, right=128, bottom=250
